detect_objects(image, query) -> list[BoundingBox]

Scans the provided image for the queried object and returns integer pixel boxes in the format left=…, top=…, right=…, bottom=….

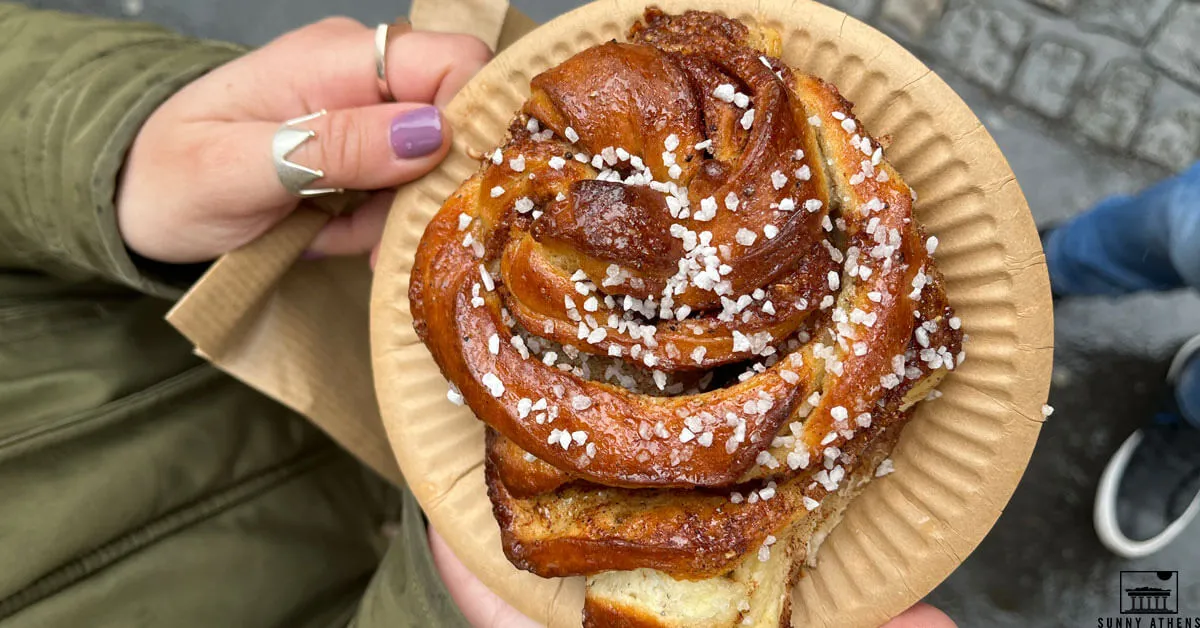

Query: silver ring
left=375, top=24, right=395, bottom=101
left=272, top=110, right=344, bottom=198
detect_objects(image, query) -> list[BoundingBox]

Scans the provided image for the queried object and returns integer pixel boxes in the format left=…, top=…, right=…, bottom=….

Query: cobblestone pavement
left=26, top=0, right=1200, bottom=625
left=830, top=0, right=1200, bottom=173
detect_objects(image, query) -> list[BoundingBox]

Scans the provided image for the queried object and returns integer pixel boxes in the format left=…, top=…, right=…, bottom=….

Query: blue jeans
left=1044, top=162, right=1200, bottom=428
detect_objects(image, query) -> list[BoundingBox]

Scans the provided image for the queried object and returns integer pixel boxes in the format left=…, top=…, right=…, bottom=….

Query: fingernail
left=390, top=106, right=443, bottom=159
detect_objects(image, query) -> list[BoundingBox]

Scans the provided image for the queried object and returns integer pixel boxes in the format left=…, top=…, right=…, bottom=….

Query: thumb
left=881, top=603, right=956, bottom=628
left=428, top=527, right=541, bottom=628
left=267, top=103, right=452, bottom=202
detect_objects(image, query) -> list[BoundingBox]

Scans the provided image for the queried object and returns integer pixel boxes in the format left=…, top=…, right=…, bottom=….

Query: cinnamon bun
left=410, top=8, right=964, bottom=626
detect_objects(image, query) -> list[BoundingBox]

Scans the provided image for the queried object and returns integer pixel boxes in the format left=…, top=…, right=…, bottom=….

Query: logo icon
left=1121, top=571, right=1179, bottom=615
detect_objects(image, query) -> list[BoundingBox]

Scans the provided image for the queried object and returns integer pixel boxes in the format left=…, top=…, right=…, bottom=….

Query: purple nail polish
left=390, top=106, right=443, bottom=158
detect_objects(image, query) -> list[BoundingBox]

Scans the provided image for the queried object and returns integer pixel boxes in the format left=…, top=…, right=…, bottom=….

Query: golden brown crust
left=409, top=19, right=959, bottom=485
left=490, top=273, right=958, bottom=498
left=500, top=234, right=827, bottom=372
left=409, top=7, right=964, bottom=617
left=487, top=426, right=577, bottom=497
left=578, top=423, right=905, bottom=628
left=486, top=406, right=910, bottom=580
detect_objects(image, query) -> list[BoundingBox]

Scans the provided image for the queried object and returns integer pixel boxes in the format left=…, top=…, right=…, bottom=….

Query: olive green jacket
left=0, top=5, right=468, bottom=627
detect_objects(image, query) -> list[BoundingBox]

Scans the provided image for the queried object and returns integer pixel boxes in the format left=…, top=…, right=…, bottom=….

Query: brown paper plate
left=371, top=0, right=1054, bottom=625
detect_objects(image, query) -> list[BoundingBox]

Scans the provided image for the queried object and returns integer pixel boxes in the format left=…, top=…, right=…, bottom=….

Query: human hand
left=429, top=527, right=540, bottom=628
left=429, top=526, right=954, bottom=628
left=881, top=603, right=956, bottom=628
left=116, top=18, right=492, bottom=264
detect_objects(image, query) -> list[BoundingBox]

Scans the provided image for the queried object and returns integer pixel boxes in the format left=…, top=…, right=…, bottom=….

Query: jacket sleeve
left=345, top=489, right=473, bottom=628
left=0, top=6, right=475, bottom=626
left=0, top=3, right=244, bottom=298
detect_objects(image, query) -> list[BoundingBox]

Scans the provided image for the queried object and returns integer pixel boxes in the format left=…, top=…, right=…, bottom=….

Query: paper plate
left=370, top=1, right=1054, bottom=625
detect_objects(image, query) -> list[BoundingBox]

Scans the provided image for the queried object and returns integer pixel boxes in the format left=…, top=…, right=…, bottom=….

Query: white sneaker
left=1093, top=334, right=1200, bottom=558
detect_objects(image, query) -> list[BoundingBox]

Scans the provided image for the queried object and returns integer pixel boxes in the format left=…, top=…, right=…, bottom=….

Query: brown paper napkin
left=166, top=0, right=529, bottom=487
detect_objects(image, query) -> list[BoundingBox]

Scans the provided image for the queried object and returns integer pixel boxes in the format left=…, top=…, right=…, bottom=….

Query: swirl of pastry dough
left=410, top=9, right=961, bottom=501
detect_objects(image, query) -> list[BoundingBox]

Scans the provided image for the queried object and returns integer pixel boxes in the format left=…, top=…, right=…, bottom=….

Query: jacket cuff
left=88, top=43, right=246, bottom=299
left=0, top=5, right=245, bottom=298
